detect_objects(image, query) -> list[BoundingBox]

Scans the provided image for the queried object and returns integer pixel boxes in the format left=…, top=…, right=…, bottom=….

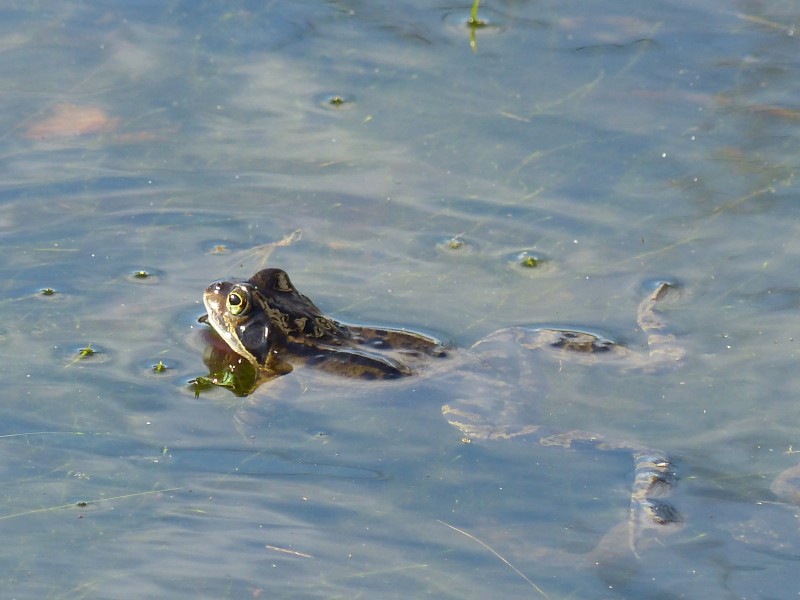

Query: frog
left=199, top=267, right=686, bottom=556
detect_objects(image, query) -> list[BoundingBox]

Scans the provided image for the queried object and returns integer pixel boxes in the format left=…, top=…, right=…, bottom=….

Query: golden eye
left=227, top=290, right=249, bottom=315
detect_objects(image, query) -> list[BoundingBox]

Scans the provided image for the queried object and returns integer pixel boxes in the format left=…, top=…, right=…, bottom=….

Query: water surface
left=2, top=1, right=800, bottom=598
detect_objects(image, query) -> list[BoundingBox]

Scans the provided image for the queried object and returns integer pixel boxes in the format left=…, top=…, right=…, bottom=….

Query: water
left=1, top=0, right=800, bottom=597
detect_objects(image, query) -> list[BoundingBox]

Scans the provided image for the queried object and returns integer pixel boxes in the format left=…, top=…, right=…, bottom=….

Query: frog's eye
left=227, top=290, right=249, bottom=316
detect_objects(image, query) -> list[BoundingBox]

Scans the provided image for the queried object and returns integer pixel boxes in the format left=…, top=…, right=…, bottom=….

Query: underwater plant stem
left=470, top=0, right=480, bottom=23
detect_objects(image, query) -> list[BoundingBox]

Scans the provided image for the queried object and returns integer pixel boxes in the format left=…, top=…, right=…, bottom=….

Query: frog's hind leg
left=444, top=399, right=682, bottom=556
left=537, top=430, right=682, bottom=556
left=471, top=326, right=632, bottom=368
left=473, top=279, right=686, bottom=369
left=452, top=280, right=686, bottom=555
left=636, top=280, right=685, bottom=367
left=628, top=449, right=682, bottom=556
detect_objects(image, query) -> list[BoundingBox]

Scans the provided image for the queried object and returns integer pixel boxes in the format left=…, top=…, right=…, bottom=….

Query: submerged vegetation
left=78, top=343, right=95, bottom=358
left=469, top=0, right=485, bottom=26
left=468, top=0, right=486, bottom=50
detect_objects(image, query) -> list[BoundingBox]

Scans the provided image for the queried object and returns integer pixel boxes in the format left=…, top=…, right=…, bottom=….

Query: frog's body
left=203, top=267, right=448, bottom=380
left=202, top=268, right=685, bottom=555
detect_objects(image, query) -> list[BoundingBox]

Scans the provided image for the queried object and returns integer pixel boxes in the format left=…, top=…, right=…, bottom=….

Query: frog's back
left=249, top=268, right=448, bottom=379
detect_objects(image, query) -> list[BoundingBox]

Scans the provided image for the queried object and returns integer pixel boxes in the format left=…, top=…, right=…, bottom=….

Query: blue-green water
left=2, top=1, right=800, bottom=597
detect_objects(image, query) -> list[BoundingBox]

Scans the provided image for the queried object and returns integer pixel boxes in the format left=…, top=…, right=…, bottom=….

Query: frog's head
left=203, top=277, right=275, bottom=366
left=204, top=268, right=344, bottom=366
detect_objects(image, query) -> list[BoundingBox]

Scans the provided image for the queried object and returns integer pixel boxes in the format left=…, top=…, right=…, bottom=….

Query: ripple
left=124, top=267, right=166, bottom=284
left=313, top=92, right=356, bottom=110
left=506, top=250, right=551, bottom=273
left=53, top=341, right=113, bottom=365
left=441, top=7, right=508, bottom=38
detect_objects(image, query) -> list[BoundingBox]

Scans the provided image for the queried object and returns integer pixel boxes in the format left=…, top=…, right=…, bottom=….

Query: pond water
left=2, top=0, right=800, bottom=598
